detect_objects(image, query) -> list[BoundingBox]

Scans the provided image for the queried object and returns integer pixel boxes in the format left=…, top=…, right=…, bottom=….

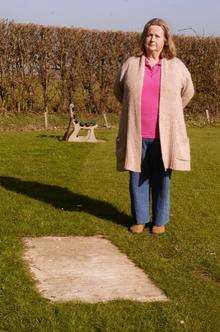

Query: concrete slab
left=23, top=236, right=168, bottom=303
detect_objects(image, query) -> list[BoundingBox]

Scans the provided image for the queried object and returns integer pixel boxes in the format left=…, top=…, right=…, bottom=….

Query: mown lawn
left=0, top=127, right=219, bottom=331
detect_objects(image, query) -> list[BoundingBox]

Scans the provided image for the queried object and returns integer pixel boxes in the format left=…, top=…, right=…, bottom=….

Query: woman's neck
left=145, top=50, right=161, bottom=61
left=145, top=52, right=161, bottom=67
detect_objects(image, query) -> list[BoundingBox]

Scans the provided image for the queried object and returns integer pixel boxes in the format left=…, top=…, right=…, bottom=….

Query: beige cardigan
left=114, top=55, right=194, bottom=172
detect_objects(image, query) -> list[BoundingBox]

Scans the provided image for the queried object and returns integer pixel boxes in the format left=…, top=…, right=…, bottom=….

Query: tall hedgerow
left=0, top=19, right=219, bottom=118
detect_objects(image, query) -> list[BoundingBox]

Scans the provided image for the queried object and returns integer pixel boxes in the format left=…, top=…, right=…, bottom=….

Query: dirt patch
left=194, top=267, right=220, bottom=284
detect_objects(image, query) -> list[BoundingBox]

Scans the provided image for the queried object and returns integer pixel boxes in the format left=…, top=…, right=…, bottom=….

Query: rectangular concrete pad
left=23, top=236, right=168, bottom=303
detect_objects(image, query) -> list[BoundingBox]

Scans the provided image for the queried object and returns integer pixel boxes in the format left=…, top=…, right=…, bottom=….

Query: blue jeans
left=129, top=138, right=172, bottom=226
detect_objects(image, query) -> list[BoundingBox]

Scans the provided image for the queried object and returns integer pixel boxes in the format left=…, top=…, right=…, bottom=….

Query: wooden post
left=44, top=107, right=48, bottom=130
left=205, top=109, right=210, bottom=123
left=103, top=112, right=111, bottom=129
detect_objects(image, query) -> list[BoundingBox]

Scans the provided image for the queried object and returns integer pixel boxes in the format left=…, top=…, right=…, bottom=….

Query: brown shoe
left=152, top=225, right=166, bottom=234
left=130, top=224, right=145, bottom=234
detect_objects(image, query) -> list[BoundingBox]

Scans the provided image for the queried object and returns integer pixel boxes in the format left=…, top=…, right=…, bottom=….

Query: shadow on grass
left=0, top=176, right=132, bottom=228
left=38, top=134, right=63, bottom=141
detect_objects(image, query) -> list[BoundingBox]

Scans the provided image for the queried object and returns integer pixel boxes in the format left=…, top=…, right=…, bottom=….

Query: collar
left=145, top=57, right=162, bottom=68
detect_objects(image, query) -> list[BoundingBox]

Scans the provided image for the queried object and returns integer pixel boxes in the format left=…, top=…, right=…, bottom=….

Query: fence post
left=44, top=107, right=48, bottom=130
left=205, top=109, right=210, bottom=123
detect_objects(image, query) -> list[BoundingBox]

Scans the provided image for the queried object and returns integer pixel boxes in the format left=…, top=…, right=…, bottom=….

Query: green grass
left=0, top=127, right=219, bottom=331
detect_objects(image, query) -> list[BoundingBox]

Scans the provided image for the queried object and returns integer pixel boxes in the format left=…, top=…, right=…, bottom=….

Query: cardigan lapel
left=136, top=55, right=146, bottom=139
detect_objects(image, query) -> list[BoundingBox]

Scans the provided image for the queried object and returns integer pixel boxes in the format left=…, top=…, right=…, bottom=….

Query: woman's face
left=145, top=25, right=165, bottom=55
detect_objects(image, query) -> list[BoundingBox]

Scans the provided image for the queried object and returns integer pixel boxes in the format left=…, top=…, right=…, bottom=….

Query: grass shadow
left=38, top=134, right=63, bottom=141
left=0, top=176, right=132, bottom=228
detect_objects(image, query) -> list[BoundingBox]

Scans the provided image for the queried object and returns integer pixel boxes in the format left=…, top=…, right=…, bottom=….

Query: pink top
left=141, top=58, right=161, bottom=139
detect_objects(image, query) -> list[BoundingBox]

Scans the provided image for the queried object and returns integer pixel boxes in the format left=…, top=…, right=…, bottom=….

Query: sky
left=1, top=0, right=220, bottom=36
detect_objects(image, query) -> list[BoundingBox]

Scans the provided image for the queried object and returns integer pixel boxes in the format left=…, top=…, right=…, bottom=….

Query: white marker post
left=205, top=109, right=210, bottom=123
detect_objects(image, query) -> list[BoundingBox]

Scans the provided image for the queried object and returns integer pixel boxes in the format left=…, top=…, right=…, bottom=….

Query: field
left=0, top=127, right=219, bottom=331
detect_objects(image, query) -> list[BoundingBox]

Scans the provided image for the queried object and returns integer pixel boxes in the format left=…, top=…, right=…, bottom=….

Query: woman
left=114, top=18, right=194, bottom=235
